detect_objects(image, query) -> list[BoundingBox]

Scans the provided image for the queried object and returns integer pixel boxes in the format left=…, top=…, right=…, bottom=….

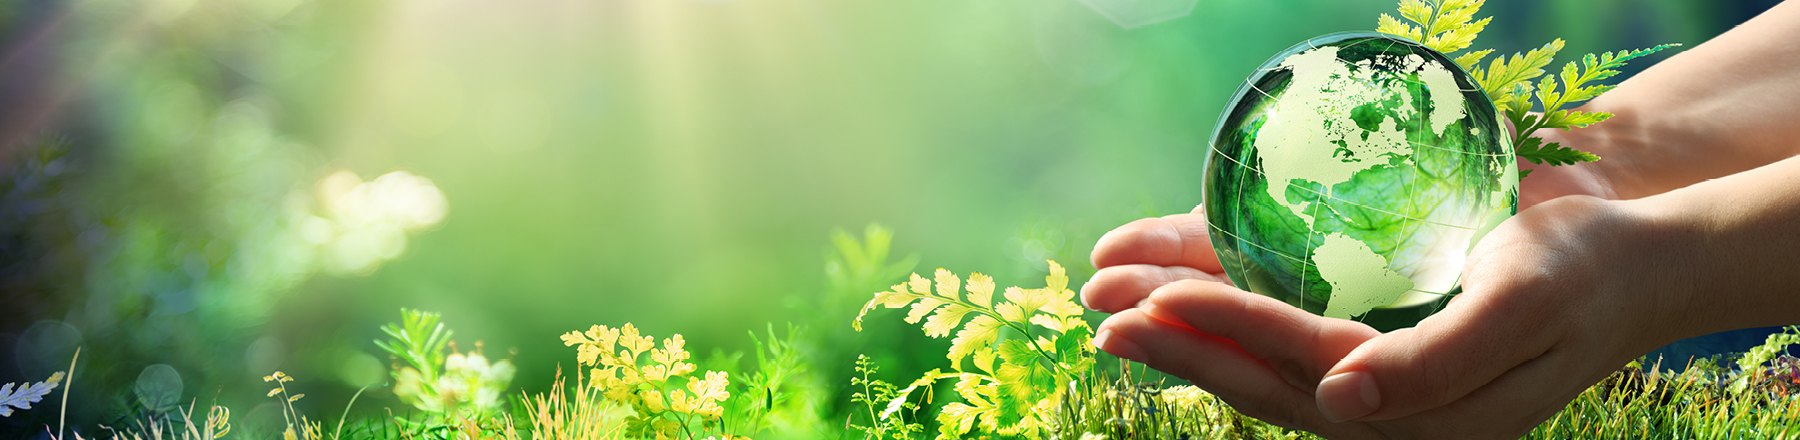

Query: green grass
left=16, top=230, right=1800, bottom=440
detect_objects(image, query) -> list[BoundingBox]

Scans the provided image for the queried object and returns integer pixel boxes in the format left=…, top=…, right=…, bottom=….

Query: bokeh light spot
left=337, top=351, right=386, bottom=388
left=306, top=170, right=446, bottom=275
left=133, top=364, right=184, bottom=414
left=245, top=335, right=286, bottom=374
left=16, top=321, right=83, bottom=379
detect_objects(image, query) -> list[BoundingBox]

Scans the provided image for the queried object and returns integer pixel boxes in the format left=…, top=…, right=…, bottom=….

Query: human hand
left=1513, top=125, right=1625, bottom=208
left=1086, top=196, right=1690, bottom=438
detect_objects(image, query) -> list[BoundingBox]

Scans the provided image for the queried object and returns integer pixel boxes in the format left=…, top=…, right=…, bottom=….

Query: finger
left=1141, top=279, right=1379, bottom=389
left=1316, top=286, right=1560, bottom=423
left=1091, top=213, right=1224, bottom=273
left=1093, top=310, right=1385, bottom=439
left=1080, top=264, right=1222, bottom=313
left=1380, top=346, right=1617, bottom=440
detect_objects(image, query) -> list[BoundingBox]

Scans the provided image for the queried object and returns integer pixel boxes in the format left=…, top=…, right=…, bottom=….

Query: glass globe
left=1203, top=32, right=1518, bottom=331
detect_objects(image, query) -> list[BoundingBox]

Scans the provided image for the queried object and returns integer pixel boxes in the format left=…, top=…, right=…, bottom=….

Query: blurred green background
left=0, top=0, right=1779, bottom=436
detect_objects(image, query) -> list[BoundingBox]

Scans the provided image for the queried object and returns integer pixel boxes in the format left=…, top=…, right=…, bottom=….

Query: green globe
left=1203, top=32, right=1519, bottom=331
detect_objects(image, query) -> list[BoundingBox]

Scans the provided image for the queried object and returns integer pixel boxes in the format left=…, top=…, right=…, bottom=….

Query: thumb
left=1311, top=296, right=1556, bottom=422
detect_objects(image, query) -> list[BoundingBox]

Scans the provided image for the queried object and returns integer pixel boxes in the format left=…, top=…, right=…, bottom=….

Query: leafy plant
left=1733, top=326, right=1800, bottom=394
left=813, top=225, right=919, bottom=432
left=827, top=225, right=920, bottom=302
left=1376, top=0, right=1678, bottom=178
left=264, top=371, right=322, bottom=440
left=717, top=324, right=815, bottom=438
left=375, top=308, right=517, bottom=418
left=557, top=323, right=743, bottom=440
left=853, top=260, right=1095, bottom=439
left=0, top=371, right=65, bottom=417
left=846, top=355, right=926, bottom=440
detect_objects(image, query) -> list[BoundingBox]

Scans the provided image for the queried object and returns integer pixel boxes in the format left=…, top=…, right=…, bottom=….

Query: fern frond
left=1540, top=110, right=1615, bottom=131
left=1542, top=44, right=1680, bottom=111
left=1477, top=38, right=1565, bottom=110
left=857, top=261, right=1092, bottom=440
left=0, top=371, right=64, bottom=417
left=947, top=316, right=1003, bottom=371
left=1534, top=74, right=1561, bottom=113
left=1396, top=0, right=1433, bottom=27
left=1377, top=13, right=1422, bottom=41
left=1381, top=0, right=1489, bottom=54
left=1506, top=43, right=1674, bottom=175
left=1516, top=137, right=1600, bottom=165
left=1425, top=15, right=1489, bottom=53
left=1452, top=48, right=1493, bottom=72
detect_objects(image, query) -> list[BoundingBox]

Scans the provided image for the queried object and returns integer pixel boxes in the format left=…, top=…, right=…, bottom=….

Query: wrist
left=1618, top=164, right=1800, bottom=342
left=1603, top=196, right=1713, bottom=351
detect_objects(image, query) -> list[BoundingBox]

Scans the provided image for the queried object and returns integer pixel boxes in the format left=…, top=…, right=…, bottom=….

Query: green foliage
left=558, top=322, right=740, bottom=440
left=1509, top=44, right=1680, bottom=167
left=1057, top=370, right=1315, bottom=440
left=1733, top=326, right=1800, bottom=394
left=1514, top=136, right=1601, bottom=167
left=847, top=355, right=927, bottom=440
left=1475, top=39, right=1566, bottom=115
left=715, top=323, right=820, bottom=438
left=854, top=261, right=1095, bottom=439
left=133, top=365, right=184, bottom=416
left=1376, top=0, right=1490, bottom=54
left=1375, top=0, right=1678, bottom=175
left=828, top=225, right=920, bottom=301
left=263, top=371, right=323, bottom=440
left=375, top=309, right=454, bottom=390
left=0, top=371, right=64, bottom=417
left=375, top=308, right=517, bottom=424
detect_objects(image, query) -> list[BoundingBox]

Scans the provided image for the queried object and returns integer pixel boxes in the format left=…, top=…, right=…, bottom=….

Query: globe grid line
left=1301, top=194, right=1323, bottom=311
left=1390, top=86, right=1435, bottom=290
left=1229, top=146, right=1255, bottom=306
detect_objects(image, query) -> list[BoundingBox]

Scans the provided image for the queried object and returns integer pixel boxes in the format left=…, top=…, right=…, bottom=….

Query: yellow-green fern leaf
left=948, top=316, right=1004, bottom=370
left=966, top=272, right=995, bottom=308
left=1043, top=260, right=1068, bottom=294
left=1424, top=16, right=1489, bottom=54
left=932, top=268, right=961, bottom=300
left=1453, top=48, right=1493, bottom=72
left=1478, top=38, right=1564, bottom=109
left=1377, top=13, right=1421, bottom=41
left=1004, top=287, right=1052, bottom=315
left=1425, top=0, right=1484, bottom=37
left=1540, top=110, right=1614, bottom=130
left=1383, top=0, right=1488, bottom=54
left=905, top=298, right=948, bottom=324
left=853, top=282, right=921, bottom=331
left=923, top=304, right=974, bottom=338
left=1396, top=0, right=1432, bottom=27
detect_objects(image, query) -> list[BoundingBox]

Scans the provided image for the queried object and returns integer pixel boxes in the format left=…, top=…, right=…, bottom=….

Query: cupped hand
left=1086, top=194, right=1688, bottom=439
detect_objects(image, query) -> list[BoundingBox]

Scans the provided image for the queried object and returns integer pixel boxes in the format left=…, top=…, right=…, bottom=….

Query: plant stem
left=939, top=296, right=1070, bottom=376
left=335, top=382, right=382, bottom=440
left=59, top=347, right=79, bottom=440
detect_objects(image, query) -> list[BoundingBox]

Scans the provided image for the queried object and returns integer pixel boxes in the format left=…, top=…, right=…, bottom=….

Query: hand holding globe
left=1088, top=1, right=1800, bottom=438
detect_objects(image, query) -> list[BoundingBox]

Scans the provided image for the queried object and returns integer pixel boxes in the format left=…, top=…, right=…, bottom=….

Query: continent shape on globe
left=1204, top=33, right=1518, bottom=330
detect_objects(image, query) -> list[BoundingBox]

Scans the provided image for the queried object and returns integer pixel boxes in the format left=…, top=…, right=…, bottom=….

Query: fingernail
left=1091, top=329, right=1148, bottom=364
left=1080, top=285, right=1098, bottom=311
left=1137, top=299, right=1179, bottom=324
left=1317, top=371, right=1380, bottom=422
